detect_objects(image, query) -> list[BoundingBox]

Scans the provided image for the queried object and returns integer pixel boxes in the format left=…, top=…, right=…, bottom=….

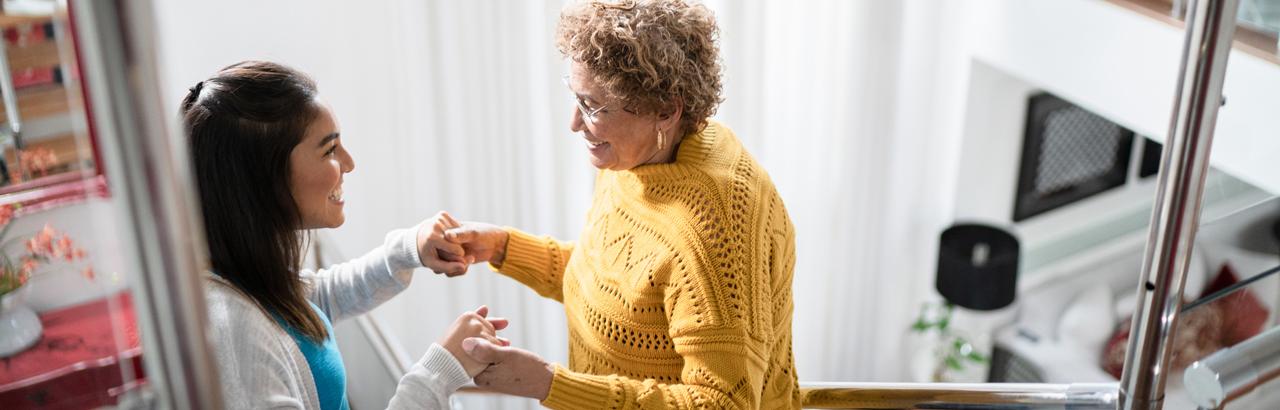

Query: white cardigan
left=203, top=224, right=470, bottom=409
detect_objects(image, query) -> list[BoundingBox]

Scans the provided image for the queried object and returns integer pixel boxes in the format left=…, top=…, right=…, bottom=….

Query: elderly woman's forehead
left=569, top=64, right=605, bottom=91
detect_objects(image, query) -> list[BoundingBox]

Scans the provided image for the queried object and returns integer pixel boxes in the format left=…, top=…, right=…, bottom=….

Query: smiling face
left=566, top=61, right=680, bottom=171
left=289, top=103, right=353, bottom=229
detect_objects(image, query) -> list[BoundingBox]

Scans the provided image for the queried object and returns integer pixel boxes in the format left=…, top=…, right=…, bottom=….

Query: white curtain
left=155, top=1, right=972, bottom=408
left=703, top=0, right=971, bottom=383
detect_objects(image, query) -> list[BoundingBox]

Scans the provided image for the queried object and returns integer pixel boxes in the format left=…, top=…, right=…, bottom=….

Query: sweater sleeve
left=491, top=227, right=574, bottom=302
left=386, top=343, right=472, bottom=410
left=304, top=222, right=425, bottom=322
left=539, top=249, right=772, bottom=409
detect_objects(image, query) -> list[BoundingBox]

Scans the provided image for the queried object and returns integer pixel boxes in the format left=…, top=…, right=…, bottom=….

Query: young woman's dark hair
left=181, top=61, right=327, bottom=341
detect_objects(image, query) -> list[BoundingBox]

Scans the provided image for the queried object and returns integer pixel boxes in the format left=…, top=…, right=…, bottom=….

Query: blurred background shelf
left=963, top=0, right=1280, bottom=197
left=0, top=84, right=68, bottom=123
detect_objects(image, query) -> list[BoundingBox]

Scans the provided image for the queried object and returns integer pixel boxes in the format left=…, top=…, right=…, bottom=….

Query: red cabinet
left=0, top=292, right=144, bottom=409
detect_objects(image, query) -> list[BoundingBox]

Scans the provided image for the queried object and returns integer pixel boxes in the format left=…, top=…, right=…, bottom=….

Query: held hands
left=417, top=211, right=471, bottom=276
left=443, top=220, right=509, bottom=267
left=462, top=337, right=554, bottom=401
left=438, top=306, right=510, bottom=377
left=416, top=211, right=509, bottom=277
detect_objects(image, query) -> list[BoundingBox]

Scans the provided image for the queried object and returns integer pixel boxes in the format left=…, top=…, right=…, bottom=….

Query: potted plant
left=910, top=301, right=988, bottom=382
left=0, top=203, right=92, bottom=357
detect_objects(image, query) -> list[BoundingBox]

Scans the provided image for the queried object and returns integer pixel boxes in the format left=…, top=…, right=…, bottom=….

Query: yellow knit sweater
left=496, top=121, right=799, bottom=409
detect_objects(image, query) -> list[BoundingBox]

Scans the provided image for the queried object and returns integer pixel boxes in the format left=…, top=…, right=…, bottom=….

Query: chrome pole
left=71, top=0, right=221, bottom=408
left=1118, top=0, right=1239, bottom=408
left=799, top=382, right=1119, bottom=409
left=1184, top=325, right=1280, bottom=408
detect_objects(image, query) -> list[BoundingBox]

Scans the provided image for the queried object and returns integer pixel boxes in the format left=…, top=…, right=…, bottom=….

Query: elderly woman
left=442, top=0, right=800, bottom=408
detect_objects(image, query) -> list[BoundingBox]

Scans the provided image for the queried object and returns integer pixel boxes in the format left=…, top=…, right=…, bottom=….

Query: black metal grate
left=987, top=344, right=1045, bottom=383
left=1013, top=93, right=1134, bottom=221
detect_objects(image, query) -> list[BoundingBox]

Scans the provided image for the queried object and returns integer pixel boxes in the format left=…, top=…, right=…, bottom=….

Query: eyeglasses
left=562, top=75, right=611, bottom=124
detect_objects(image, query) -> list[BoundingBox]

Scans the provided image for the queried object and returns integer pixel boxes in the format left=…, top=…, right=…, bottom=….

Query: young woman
left=181, top=60, right=501, bottom=409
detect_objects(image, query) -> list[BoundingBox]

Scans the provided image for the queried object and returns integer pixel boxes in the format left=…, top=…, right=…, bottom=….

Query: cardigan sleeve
left=304, top=222, right=424, bottom=322
left=386, top=343, right=473, bottom=409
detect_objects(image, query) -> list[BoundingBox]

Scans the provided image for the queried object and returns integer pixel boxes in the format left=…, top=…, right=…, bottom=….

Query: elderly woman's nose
left=569, top=106, right=586, bottom=132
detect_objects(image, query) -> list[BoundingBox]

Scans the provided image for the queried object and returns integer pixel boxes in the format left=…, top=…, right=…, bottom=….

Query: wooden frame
left=1107, top=0, right=1280, bottom=65
left=0, top=5, right=108, bottom=216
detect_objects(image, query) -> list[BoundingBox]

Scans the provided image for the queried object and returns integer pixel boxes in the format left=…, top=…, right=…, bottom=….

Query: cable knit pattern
left=496, top=121, right=800, bottom=409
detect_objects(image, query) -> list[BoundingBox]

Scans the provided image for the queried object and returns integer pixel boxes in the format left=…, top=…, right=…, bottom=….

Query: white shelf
left=965, top=0, right=1280, bottom=195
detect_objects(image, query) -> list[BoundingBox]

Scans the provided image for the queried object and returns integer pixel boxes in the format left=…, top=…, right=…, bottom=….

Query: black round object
left=936, top=224, right=1019, bottom=311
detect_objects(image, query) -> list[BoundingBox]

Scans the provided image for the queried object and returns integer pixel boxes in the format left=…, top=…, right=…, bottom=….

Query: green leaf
left=944, top=356, right=963, bottom=371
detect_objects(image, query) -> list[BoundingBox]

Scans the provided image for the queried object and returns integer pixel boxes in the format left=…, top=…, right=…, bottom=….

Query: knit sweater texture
left=497, top=120, right=800, bottom=409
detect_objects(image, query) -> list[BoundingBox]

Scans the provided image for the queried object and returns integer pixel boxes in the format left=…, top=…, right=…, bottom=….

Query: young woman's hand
left=416, top=211, right=470, bottom=276
left=438, top=305, right=510, bottom=377
left=442, top=219, right=510, bottom=267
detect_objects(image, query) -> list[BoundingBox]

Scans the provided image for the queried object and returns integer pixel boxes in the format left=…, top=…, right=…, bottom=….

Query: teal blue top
left=277, top=302, right=348, bottom=410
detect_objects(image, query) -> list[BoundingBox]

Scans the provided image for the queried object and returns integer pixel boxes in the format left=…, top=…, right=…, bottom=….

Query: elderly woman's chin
left=586, top=145, right=617, bottom=170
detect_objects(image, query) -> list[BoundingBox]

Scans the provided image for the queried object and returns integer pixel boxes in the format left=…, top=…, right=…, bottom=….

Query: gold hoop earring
left=657, top=130, right=666, bottom=152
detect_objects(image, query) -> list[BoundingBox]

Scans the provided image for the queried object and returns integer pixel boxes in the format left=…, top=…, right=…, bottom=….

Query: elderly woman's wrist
left=534, top=362, right=554, bottom=400
left=490, top=231, right=510, bottom=267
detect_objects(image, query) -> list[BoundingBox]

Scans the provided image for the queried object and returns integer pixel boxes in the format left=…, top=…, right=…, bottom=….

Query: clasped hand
left=416, top=211, right=508, bottom=276
left=437, top=308, right=554, bottom=400
left=418, top=211, right=552, bottom=400
left=439, top=305, right=509, bottom=376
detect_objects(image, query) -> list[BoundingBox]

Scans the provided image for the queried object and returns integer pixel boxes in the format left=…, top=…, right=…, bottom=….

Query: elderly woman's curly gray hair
left=557, top=0, right=723, bottom=138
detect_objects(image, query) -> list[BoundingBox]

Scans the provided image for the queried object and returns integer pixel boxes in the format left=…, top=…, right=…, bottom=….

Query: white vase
left=0, top=285, right=43, bottom=357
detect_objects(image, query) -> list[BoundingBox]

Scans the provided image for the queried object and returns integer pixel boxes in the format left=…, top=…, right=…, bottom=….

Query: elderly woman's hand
left=416, top=211, right=471, bottom=276
left=438, top=306, right=510, bottom=377
left=462, top=337, right=554, bottom=400
left=443, top=221, right=509, bottom=267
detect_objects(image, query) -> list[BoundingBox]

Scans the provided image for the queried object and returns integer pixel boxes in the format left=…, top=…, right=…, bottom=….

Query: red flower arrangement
left=0, top=203, right=93, bottom=297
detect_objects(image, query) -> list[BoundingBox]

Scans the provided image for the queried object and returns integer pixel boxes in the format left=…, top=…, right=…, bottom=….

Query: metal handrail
left=799, top=382, right=1119, bottom=409
left=1184, top=324, right=1280, bottom=408
left=1119, top=0, right=1240, bottom=408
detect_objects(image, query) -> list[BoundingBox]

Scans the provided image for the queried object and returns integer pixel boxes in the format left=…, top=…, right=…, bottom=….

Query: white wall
left=966, top=0, right=1280, bottom=195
